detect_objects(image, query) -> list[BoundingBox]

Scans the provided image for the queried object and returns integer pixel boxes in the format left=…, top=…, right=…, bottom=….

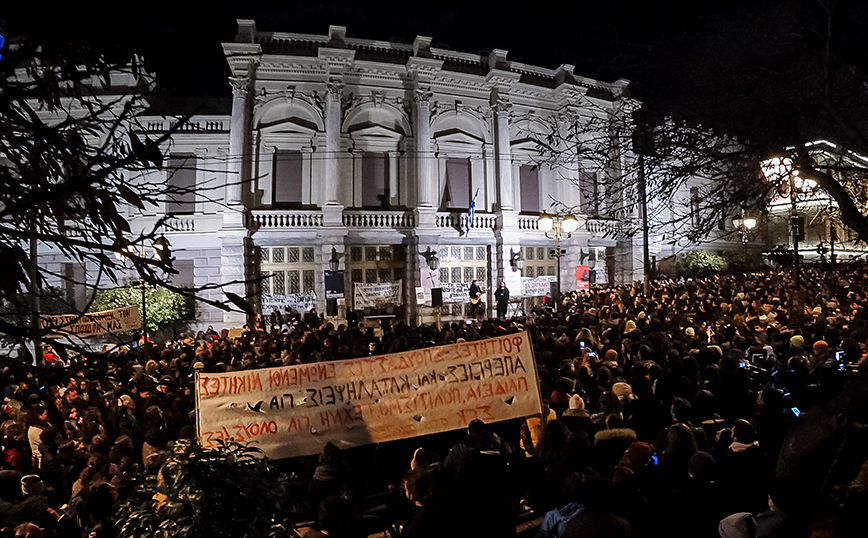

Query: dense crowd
left=2, top=263, right=868, bottom=538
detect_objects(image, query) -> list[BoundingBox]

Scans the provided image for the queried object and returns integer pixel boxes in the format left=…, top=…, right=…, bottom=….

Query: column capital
left=414, top=88, right=434, bottom=105
left=229, top=77, right=249, bottom=99
left=326, top=78, right=344, bottom=98
left=491, top=98, right=512, bottom=114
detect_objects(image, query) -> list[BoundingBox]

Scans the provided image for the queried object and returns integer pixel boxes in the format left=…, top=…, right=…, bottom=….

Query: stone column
left=493, top=99, right=514, bottom=212
left=227, top=76, right=249, bottom=209
left=415, top=89, right=434, bottom=208
left=323, top=80, right=342, bottom=207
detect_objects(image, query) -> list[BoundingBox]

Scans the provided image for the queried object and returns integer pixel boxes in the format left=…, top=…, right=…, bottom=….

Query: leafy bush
left=682, top=249, right=728, bottom=276
left=116, top=440, right=291, bottom=538
left=92, top=281, right=190, bottom=334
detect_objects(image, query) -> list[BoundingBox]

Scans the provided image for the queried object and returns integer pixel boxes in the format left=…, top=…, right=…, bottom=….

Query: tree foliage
left=534, top=0, right=868, bottom=251
left=0, top=33, right=248, bottom=352
left=92, top=282, right=190, bottom=335
left=116, top=440, right=292, bottom=538
left=682, top=250, right=728, bottom=277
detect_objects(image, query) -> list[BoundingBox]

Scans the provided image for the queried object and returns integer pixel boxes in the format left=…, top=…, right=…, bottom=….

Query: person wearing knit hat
left=563, top=394, right=590, bottom=418
left=622, top=441, right=656, bottom=470
left=718, top=512, right=757, bottom=538
left=685, top=327, right=695, bottom=337
left=624, top=320, right=637, bottom=334
left=118, top=394, right=135, bottom=409
left=790, top=335, right=805, bottom=350
left=612, top=382, right=636, bottom=402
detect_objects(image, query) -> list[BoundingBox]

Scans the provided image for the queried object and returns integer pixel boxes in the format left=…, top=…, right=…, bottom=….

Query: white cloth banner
left=442, top=281, right=472, bottom=304
left=262, top=292, right=317, bottom=313
left=521, top=276, right=557, bottom=297
left=415, top=286, right=432, bottom=306
left=40, top=306, right=141, bottom=338
left=196, top=331, right=541, bottom=459
left=354, top=281, right=402, bottom=309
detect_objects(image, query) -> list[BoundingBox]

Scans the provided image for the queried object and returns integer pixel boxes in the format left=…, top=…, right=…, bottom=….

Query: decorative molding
left=491, top=98, right=512, bottom=113
left=229, top=77, right=249, bottom=99
left=414, top=88, right=434, bottom=104
left=325, top=79, right=344, bottom=97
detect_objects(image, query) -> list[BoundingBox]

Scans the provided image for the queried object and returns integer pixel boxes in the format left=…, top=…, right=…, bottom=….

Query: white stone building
left=57, top=21, right=649, bottom=331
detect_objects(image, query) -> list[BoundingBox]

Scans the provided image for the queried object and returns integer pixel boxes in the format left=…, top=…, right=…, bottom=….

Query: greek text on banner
left=195, top=331, right=541, bottom=460
left=39, top=306, right=141, bottom=338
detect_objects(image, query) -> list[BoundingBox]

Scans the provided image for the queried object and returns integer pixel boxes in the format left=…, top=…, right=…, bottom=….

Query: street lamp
left=114, top=238, right=171, bottom=342
left=761, top=157, right=819, bottom=327
left=537, top=211, right=579, bottom=311
left=419, top=247, right=441, bottom=329
left=732, top=217, right=757, bottom=253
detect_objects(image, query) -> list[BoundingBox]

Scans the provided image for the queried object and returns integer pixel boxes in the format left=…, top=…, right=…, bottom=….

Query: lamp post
left=537, top=211, right=579, bottom=312
left=761, top=157, right=817, bottom=327
left=732, top=217, right=757, bottom=256
left=115, top=235, right=173, bottom=342
left=420, top=247, right=441, bottom=329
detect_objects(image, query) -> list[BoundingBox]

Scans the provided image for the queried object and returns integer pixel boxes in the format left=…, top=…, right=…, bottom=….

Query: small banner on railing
left=442, top=281, right=472, bottom=304
left=354, top=281, right=402, bottom=309
left=39, top=306, right=141, bottom=338
left=520, top=276, right=557, bottom=297
left=262, top=292, right=317, bottom=313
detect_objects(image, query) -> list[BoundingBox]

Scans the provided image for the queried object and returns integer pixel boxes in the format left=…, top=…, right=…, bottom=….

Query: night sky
left=5, top=1, right=868, bottom=119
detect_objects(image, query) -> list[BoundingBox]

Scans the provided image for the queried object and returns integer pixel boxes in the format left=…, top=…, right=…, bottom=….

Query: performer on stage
left=469, top=280, right=484, bottom=319
left=494, top=281, right=510, bottom=319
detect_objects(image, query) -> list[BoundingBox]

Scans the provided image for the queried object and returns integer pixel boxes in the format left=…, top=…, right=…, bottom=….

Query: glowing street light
left=537, top=211, right=579, bottom=312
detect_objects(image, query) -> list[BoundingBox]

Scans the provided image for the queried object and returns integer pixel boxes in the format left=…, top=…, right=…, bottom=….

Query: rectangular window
left=273, top=150, right=303, bottom=205
left=444, top=158, right=471, bottom=209
left=579, top=170, right=598, bottom=215
left=361, top=152, right=389, bottom=208
left=167, top=154, right=196, bottom=215
left=520, top=164, right=540, bottom=212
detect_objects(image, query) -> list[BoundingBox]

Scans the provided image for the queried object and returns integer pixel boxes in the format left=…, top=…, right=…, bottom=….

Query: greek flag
left=465, top=189, right=479, bottom=235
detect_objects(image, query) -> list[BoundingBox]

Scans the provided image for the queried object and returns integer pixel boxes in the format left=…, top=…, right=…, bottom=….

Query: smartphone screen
left=791, top=407, right=801, bottom=417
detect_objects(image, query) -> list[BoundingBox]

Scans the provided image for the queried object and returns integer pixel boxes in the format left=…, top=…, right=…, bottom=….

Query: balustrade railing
left=342, top=210, right=415, bottom=229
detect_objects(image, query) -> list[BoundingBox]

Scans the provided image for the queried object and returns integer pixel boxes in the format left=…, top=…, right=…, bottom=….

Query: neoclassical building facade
left=110, top=21, right=645, bottom=329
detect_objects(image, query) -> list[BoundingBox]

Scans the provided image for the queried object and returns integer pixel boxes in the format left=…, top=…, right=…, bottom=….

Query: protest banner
left=520, top=276, right=557, bottom=297
left=262, top=291, right=317, bottom=313
left=576, top=266, right=590, bottom=291
left=354, top=281, right=402, bottom=309
left=196, top=331, right=541, bottom=460
left=39, top=306, right=141, bottom=338
left=442, top=281, right=471, bottom=303
left=415, top=286, right=432, bottom=306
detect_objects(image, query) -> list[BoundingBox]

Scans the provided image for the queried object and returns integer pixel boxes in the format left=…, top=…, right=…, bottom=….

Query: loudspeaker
left=431, top=288, right=443, bottom=307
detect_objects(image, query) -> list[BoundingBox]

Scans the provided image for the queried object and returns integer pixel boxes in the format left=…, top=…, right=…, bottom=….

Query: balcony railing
left=435, top=212, right=497, bottom=231
left=250, top=210, right=323, bottom=229
left=517, top=215, right=539, bottom=231
left=343, top=210, right=415, bottom=229
left=586, top=218, right=622, bottom=237
left=162, top=216, right=196, bottom=232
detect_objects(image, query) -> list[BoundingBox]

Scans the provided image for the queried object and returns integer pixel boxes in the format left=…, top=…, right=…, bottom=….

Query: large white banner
left=354, top=281, right=402, bottom=309
left=262, top=292, right=317, bottom=313
left=521, top=276, right=557, bottom=297
left=196, top=331, right=541, bottom=459
left=40, top=306, right=141, bottom=338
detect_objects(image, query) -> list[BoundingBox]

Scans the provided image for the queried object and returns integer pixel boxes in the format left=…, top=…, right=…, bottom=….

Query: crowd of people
left=2, top=263, right=868, bottom=538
